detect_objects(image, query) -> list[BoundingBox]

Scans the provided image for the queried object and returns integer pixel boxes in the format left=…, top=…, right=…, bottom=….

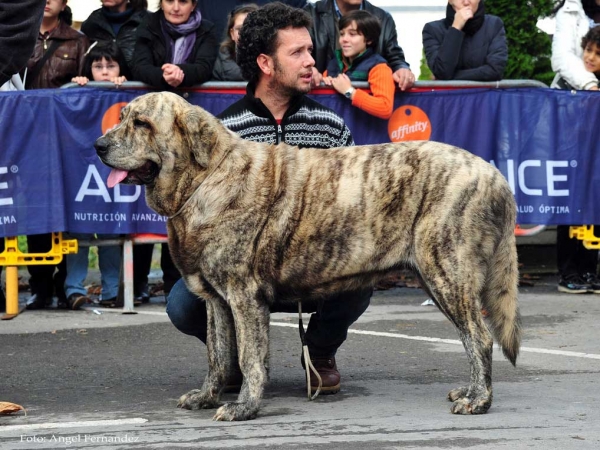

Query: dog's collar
left=168, top=144, right=233, bottom=220
left=168, top=181, right=203, bottom=220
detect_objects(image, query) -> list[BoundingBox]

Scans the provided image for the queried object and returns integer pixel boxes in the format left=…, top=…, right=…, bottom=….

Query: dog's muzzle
left=94, top=136, right=110, bottom=158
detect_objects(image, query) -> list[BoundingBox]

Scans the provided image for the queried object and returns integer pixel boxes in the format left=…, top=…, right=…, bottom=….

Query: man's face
left=268, top=27, right=315, bottom=96
left=449, top=0, right=480, bottom=13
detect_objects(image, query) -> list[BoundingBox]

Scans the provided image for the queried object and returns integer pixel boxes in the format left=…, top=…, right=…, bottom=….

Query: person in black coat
left=196, top=0, right=306, bottom=42
left=0, top=0, right=45, bottom=86
left=212, top=3, right=258, bottom=81
left=80, top=0, right=149, bottom=75
left=422, top=0, right=507, bottom=81
left=131, top=0, right=218, bottom=88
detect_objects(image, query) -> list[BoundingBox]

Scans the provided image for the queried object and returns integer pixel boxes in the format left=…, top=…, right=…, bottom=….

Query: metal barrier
left=3, top=79, right=557, bottom=317
left=0, top=233, right=78, bottom=319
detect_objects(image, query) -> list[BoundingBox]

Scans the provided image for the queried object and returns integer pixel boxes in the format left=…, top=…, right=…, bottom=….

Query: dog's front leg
left=178, top=298, right=237, bottom=411
left=213, top=290, right=270, bottom=421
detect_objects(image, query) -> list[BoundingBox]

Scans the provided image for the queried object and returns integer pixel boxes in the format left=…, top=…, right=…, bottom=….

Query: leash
left=298, top=301, right=322, bottom=400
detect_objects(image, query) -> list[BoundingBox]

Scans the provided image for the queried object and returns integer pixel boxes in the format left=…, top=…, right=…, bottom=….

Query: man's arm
left=0, top=0, right=45, bottom=86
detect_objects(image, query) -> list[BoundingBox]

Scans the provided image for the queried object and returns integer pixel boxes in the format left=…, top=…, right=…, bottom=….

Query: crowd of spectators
left=3, top=0, right=600, bottom=315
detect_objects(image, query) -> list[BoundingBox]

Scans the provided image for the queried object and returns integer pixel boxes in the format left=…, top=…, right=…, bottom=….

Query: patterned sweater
left=217, top=82, right=354, bottom=149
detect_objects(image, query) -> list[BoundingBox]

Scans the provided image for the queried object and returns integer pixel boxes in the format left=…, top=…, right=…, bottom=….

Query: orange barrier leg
left=2, top=266, right=21, bottom=320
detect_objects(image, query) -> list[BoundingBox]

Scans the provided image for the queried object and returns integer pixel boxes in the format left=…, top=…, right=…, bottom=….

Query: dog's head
left=95, top=91, right=231, bottom=216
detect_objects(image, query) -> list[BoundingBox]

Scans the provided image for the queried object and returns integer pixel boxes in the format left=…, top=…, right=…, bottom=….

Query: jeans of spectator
left=556, top=225, right=600, bottom=277
left=26, top=233, right=67, bottom=301
left=166, top=278, right=371, bottom=358
left=133, top=243, right=181, bottom=295
left=64, top=234, right=121, bottom=300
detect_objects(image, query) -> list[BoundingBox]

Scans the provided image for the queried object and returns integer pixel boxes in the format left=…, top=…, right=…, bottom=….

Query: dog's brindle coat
left=95, top=92, right=521, bottom=421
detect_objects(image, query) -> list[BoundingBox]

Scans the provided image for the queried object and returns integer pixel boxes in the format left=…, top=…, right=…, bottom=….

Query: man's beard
left=268, top=57, right=311, bottom=97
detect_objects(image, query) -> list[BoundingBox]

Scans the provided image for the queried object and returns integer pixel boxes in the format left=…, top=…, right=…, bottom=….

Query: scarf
left=160, top=8, right=202, bottom=64
left=444, top=1, right=485, bottom=36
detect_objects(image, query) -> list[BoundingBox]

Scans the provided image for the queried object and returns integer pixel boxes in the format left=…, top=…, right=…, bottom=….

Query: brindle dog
left=95, top=92, right=521, bottom=421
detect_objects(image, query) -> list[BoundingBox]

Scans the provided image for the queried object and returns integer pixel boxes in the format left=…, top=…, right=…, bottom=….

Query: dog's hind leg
left=213, top=285, right=270, bottom=421
left=416, top=257, right=494, bottom=415
left=178, top=298, right=238, bottom=411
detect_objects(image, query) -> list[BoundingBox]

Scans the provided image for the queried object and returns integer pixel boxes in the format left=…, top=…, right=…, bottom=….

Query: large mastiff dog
left=95, top=92, right=521, bottom=421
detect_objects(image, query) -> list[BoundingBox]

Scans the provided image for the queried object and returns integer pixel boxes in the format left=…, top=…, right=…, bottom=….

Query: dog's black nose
left=94, top=136, right=109, bottom=156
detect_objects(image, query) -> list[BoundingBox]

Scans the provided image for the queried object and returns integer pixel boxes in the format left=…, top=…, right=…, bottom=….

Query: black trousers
left=26, top=233, right=67, bottom=301
left=556, top=225, right=599, bottom=278
left=133, top=243, right=181, bottom=294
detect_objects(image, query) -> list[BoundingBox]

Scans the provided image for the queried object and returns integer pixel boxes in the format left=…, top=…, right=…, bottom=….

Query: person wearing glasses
left=212, top=4, right=258, bottom=81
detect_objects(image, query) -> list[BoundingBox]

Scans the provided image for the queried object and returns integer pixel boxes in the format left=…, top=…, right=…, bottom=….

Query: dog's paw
left=213, top=402, right=258, bottom=421
left=447, top=386, right=469, bottom=402
left=177, top=389, right=219, bottom=410
left=450, top=395, right=491, bottom=415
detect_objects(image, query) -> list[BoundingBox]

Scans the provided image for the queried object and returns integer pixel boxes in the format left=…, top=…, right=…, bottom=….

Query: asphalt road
left=1, top=274, right=600, bottom=449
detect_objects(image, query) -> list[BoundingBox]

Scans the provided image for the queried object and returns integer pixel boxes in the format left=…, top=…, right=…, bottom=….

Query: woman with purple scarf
left=132, top=0, right=218, bottom=88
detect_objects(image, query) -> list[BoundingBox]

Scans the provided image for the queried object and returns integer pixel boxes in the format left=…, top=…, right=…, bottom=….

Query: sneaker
left=67, top=293, right=89, bottom=310
left=583, top=273, right=600, bottom=294
left=98, top=297, right=117, bottom=308
left=558, top=275, right=592, bottom=294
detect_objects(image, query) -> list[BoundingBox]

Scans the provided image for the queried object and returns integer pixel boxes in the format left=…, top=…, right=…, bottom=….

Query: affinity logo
left=388, top=105, right=431, bottom=142
left=101, top=102, right=128, bottom=134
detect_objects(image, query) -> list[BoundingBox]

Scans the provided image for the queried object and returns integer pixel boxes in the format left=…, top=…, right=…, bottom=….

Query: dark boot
left=0, top=288, right=5, bottom=313
left=25, top=293, right=50, bottom=310
left=302, top=356, right=341, bottom=394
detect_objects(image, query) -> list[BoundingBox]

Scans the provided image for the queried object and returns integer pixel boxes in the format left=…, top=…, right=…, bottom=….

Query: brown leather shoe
left=304, top=357, right=341, bottom=395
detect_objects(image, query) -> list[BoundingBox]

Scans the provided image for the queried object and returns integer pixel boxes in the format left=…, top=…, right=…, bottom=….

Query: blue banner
left=0, top=86, right=599, bottom=237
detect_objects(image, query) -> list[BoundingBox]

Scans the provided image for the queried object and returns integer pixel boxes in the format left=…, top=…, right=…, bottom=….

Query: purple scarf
left=160, top=8, right=202, bottom=64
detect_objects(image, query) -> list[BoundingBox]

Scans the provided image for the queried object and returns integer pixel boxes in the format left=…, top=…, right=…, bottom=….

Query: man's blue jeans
left=65, top=233, right=121, bottom=300
left=166, top=278, right=371, bottom=358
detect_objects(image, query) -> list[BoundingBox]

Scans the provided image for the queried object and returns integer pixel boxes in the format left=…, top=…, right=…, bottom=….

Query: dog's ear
left=179, top=106, right=222, bottom=168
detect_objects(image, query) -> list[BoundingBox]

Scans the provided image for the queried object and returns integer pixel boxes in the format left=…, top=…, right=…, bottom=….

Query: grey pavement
left=1, top=259, right=600, bottom=449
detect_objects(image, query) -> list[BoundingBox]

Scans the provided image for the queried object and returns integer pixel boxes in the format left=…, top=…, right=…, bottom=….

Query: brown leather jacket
left=25, top=20, right=89, bottom=89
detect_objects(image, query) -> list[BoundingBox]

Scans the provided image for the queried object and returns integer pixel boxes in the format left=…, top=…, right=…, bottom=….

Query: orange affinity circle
left=101, top=102, right=128, bottom=134
left=388, top=105, right=432, bottom=142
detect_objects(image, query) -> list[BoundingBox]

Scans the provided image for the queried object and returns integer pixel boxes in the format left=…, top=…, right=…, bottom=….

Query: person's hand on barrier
left=452, top=7, right=473, bottom=31
left=110, top=76, right=127, bottom=86
left=72, top=76, right=90, bottom=86
left=328, top=73, right=353, bottom=96
left=311, top=67, right=324, bottom=88
left=162, top=63, right=185, bottom=87
left=393, top=68, right=415, bottom=91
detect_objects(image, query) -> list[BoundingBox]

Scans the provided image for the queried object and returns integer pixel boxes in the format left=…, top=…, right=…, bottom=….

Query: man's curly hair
left=237, top=2, right=313, bottom=83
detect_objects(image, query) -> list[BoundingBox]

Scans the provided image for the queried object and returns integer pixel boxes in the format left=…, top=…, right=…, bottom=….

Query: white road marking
left=0, top=418, right=147, bottom=432
left=85, top=309, right=600, bottom=361
left=271, top=322, right=600, bottom=360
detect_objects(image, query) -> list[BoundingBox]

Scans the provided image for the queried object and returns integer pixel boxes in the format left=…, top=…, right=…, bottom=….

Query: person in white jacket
left=551, top=0, right=600, bottom=295
left=551, top=0, right=600, bottom=90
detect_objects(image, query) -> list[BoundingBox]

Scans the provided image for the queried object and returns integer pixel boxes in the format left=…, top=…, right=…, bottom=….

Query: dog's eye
left=134, top=118, right=151, bottom=129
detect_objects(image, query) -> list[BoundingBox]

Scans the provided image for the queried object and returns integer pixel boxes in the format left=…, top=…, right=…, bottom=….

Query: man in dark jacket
left=304, top=0, right=415, bottom=90
left=167, top=2, right=370, bottom=396
left=0, top=0, right=45, bottom=86
left=196, top=0, right=307, bottom=42
left=80, top=0, right=149, bottom=75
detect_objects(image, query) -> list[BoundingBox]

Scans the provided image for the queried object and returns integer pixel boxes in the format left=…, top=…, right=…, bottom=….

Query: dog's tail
left=481, top=197, right=521, bottom=366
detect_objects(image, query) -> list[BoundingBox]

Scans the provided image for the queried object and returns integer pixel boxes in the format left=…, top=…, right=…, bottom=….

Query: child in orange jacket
left=323, top=10, right=395, bottom=120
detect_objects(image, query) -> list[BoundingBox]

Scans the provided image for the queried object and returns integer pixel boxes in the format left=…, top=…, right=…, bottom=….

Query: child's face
left=339, top=21, right=368, bottom=61
left=91, top=57, right=121, bottom=81
left=583, top=42, right=600, bottom=75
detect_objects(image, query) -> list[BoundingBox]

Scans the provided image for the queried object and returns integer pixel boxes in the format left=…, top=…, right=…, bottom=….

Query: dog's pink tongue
left=107, top=169, right=129, bottom=188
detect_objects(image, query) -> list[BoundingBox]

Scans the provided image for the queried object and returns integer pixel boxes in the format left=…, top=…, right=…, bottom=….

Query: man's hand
left=452, top=7, right=473, bottom=31
left=393, top=68, right=415, bottom=91
left=162, top=63, right=184, bottom=87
